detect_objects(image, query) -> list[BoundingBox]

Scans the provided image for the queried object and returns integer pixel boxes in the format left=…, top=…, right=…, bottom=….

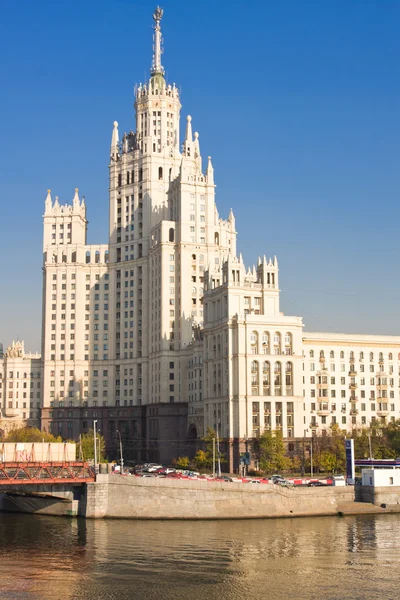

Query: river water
left=0, top=513, right=399, bottom=600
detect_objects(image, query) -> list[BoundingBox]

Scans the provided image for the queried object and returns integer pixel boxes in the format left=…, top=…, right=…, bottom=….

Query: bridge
left=0, top=462, right=94, bottom=485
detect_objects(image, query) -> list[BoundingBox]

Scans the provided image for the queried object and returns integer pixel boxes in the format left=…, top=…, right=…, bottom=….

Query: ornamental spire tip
left=151, top=6, right=164, bottom=76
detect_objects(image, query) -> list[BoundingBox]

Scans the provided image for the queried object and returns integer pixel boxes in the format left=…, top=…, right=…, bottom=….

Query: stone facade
left=0, top=341, right=41, bottom=435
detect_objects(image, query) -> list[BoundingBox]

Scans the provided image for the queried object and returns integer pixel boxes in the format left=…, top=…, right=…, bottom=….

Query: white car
left=146, top=464, right=163, bottom=472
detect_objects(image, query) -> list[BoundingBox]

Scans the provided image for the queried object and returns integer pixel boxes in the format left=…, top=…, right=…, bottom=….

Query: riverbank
left=3, top=475, right=400, bottom=520
left=82, top=475, right=400, bottom=520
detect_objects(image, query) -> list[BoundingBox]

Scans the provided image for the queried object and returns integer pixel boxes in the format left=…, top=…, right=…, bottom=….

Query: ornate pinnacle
left=151, top=6, right=165, bottom=75
left=153, top=6, right=163, bottom=23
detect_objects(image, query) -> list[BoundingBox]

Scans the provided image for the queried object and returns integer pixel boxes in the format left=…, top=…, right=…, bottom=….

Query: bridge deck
left=0, top=462, right=94, bottom=485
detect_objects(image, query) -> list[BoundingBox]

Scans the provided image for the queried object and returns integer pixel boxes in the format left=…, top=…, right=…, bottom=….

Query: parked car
left=276, top=479, right=294, bottom=487
left=271, top=475, right=285, bottom=484
left=145, top=464, right=163, bottom=472
left=215, top=476, right=233, bottom=482
left=157, top=467, right=176, bottom=475
left=307, top=480, right=327, bottom=487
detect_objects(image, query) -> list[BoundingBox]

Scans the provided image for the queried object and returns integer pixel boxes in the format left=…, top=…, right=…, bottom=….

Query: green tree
left=193, top=449, right=209, bottom=470
left=385, top=420, right=400, bottom=456
left=79, top=429, right=106, bottom=462
left=175, top=456, right=190, bottom=469
left=319, top=449, right=340, bottom=473
left=4, top=427, right=61, bottom=443
left=201, top=426, right=227, bottom=467
left=256, top=430, right=291, bottom=474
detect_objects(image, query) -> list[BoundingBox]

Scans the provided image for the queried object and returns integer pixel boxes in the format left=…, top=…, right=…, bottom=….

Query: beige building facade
left=0, top=341, right=41, bottom=436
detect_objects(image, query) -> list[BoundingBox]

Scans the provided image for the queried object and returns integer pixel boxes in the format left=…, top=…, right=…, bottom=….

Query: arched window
left=379, top=352, right=383, bottom=361
left=118, top=174, right=122, bottom=187
left=284, top=333, right=292, bottom=355
left=192, top=287, right=197, bottom=294
left=192, top=254, right=196, bottom=261
left=360, top=352, right=364, bottom=360
left=310, top=350, right=314, bottom=358
left=251, top=361, right=259, bottom=395
left=62, top=252, right=67, bottom=263
left=274, top=332, right=281, bottom=355
left=262, top=332, right=269, bottom=354
left=126, top=172, right=130, bottom=185
left=262, top=362, right=270, bottom=395
left=95, top=250, right=100, bottom=264
left=330, top=350, right=334, bottom=358
left=169, top=228, right=174, bottom=242
left=105, top=250, right=109, bottom=263
left=350, top=351, right=354, bottom=360
left=285, top=362, right=293, bottom=393
left=214, top=232, right=219, bottom=245
left=139, top=168, right=143, bottom=182
left=389, top=353, right=393, bottom=361
left=71, top=251, right=76, bottom=263
left=340, top=351, right=344, bottom=359
left=370, top=352, right=374, bottom=361
left=320, top=350, right=325, bottom=358
left=250, top=331, right=258, bottom=354
left=158, top=167, right=163, bottom=180
left=85, top=251, right=90, bottom=264
left=199, top=254, right=204, bottom=262
left=274, top=362, right=282, bottom=395
left=131, top=170, right=134, bottom=183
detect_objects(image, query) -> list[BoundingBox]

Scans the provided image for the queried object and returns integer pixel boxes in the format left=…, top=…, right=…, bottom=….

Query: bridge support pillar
left=81, top=475, right=109, bottom=519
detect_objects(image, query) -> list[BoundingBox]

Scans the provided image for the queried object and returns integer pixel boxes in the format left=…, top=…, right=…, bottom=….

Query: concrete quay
left=81, top=475, right=400, bottom=520
left=2, top=476, right=400, bottom=520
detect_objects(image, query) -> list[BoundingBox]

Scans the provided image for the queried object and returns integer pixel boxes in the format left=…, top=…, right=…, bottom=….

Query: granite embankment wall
left=359, top=486, right=400, bottom=506
left=82, top=475, right=355, bottom=520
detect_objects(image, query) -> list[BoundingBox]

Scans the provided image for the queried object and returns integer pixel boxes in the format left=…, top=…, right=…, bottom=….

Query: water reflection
left=0, top=514, right=399, bottom=599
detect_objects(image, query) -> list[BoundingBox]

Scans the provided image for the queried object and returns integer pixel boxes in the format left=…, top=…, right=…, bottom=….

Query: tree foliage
left=175, top=456, right=190, bottom=469
left=193, top=449, right=209, bottom=469
left=79, top=429, right=106, bottom=462
left=3, top=427, right=61, bottom=443
left=255, top=430, right=291, bottom=474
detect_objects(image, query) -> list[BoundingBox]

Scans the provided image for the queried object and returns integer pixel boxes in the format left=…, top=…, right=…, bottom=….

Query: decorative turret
left=45, top=189, right=52, bottom=214
left=73, top=187, right=80, bottom=210
left=206, top=156, right=214, bottom=184
left=110, top=121, right=119, bottom=160
left=133, top=8, right=181, bottom=156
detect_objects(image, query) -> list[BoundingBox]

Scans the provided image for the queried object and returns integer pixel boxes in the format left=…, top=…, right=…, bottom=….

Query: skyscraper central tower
left=41, top=8, right=237, bottom=461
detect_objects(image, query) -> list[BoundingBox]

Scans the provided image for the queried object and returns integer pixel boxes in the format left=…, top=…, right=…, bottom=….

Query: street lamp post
left=93, top=419, right=98, bottom=477
left=304, top=428, right=313, bottom=478
left=116, top=430, right=124, bottom=474
left=216, top=421, right=222, bottom=477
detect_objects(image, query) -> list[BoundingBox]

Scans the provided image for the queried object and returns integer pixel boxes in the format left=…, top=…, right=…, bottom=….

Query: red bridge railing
left=0, top=462, right=95, bottom=485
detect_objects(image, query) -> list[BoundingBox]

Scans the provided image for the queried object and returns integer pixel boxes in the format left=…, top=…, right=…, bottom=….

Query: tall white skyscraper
left=2, top=8, right=399, bottom=470
left=40, top=7, right=236, bottom=462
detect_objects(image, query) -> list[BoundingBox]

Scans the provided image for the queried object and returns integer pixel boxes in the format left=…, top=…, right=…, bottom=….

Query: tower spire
left=151, top=7, right=164, bottom=76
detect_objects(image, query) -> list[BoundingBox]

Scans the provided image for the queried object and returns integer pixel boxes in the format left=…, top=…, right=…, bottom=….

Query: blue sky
left=1, top=0, right=399, bottom=351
